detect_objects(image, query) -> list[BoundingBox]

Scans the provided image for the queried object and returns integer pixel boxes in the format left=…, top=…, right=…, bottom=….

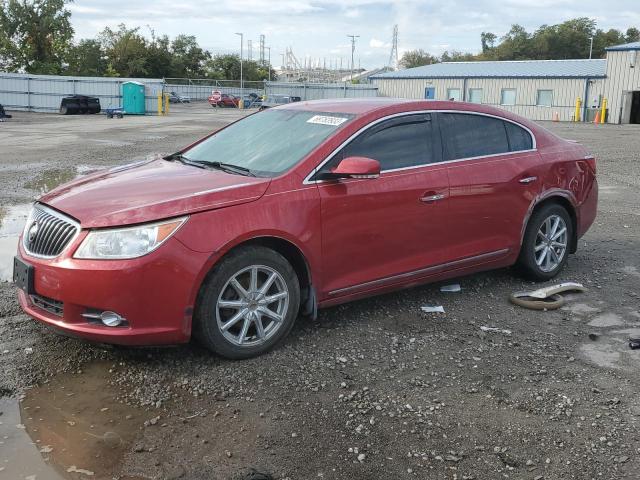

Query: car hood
left=39, top=159, right=271, bottom=228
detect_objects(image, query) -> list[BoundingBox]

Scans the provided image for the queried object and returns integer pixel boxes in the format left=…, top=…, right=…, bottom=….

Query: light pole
left=588, top=36, right=594, bottom=59
left=266, top=47, right=271, bottom=81
left=347, top=34, right=359, bottom=83
left=235, top=32, right=243, bottom=92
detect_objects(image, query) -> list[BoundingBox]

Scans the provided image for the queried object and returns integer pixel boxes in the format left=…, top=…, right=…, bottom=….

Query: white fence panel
left=0, top=73, right=164, bottom=114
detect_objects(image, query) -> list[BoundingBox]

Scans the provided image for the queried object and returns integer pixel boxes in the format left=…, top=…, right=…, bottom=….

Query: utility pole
left=347, top=34, right=359, bottom=83
left=247, top=39, right=253, bottom=61
left=259, top=34, right=265, bottom=64
left=266, top=47, right=271, bottom=81
left=235, top=32, right=243, bottom=91
left=588, top=36, right=594, bottom=59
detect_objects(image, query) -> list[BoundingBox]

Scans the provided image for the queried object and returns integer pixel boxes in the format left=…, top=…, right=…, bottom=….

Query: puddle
left=0, top=203, right=31, bottom=282
left=0, top=362, right=147, bottom=479
left=24, top=168, right=78, bottom=195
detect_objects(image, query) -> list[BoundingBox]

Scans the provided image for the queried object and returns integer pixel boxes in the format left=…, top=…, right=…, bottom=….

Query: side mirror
left=324, top=156, right=381, bottom=180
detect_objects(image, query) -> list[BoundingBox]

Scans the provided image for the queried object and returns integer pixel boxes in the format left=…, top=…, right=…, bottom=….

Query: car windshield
left=182, top=109, right=354, bottom=177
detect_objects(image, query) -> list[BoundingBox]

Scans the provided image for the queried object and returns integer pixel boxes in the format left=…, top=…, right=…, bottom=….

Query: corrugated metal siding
left=372, top=77, right=605, bottom=121
left=602, top=50, right=640, bottom=123
left=265, top=82, right=378, bottom=100
left=0, top=73, right=164, bottom=114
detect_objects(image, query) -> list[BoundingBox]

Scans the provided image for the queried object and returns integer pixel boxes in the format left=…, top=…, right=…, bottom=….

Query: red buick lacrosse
left=14, top=99, right=597, bottom=358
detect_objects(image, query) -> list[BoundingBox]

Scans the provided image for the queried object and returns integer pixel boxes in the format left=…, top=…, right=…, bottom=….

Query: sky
left=69, top=0, right=640, bottom=70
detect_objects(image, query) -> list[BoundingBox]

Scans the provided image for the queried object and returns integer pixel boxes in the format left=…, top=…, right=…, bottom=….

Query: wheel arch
left=523, top=194, right=578, bottom=254
left=194, top=235, right=316, bottom=320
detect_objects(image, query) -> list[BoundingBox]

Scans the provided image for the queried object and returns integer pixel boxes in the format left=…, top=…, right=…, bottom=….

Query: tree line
left=401, top=18, right=640, bottom=68
left=0, top=0, right=275, bottom=80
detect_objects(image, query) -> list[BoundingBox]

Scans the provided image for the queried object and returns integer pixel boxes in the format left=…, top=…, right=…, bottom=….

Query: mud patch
left=24, top=168, right=77, bottom=194
left=561, top=302, right=600, bottom=316
left=0, top=203, right=31, bottom=282
left=1, top=362, right=147, bottom=479
left=588, top=312, right=626, bottom=327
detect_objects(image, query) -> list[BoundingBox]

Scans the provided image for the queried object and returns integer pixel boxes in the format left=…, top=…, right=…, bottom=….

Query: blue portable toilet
left=121, top=81, right=146, bottom=114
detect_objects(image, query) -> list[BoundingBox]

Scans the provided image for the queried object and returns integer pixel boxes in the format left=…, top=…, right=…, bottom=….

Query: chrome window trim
left=22, top=203, right=81, bottom=259
left=303, top=109, right=537, bottom=185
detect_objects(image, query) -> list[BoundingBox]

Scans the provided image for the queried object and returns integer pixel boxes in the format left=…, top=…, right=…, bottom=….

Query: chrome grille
left=23, top=204, right=79, bottom=258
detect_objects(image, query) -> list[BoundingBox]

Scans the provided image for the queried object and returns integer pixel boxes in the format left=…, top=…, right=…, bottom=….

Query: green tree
left=626, top=27, right=640, bottom=43
left=399, top=49, right=438, bottom=69
left=480, top=32, right=497, bottom=53
left=145, top=33, right=172, bottom=78
left=440, top=50, right=475, bottom=62
left=0, top=0, right=73, bottom=73
left=65, top=39, right=106, bottom=76
left=98, top=24, right=149, bottom=77
left=169, top=34, right=210, bottom=77
left=204, top=54, right=274, bottom=81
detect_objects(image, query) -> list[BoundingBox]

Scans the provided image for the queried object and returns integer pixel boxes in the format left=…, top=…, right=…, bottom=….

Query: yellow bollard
left=164, top=94, right=170, bottom=115
left=157, top=93, right=163, bottom=116
left=600, top=98, right=607, bottom=124
left=574, top=97, right=582, bottom=122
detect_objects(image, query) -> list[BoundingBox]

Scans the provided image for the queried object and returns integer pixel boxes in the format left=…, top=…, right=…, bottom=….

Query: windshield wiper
left=166, top=154, right=255, bottom=177
left=207, top=162, right=255, bottom=177
left=165, top=154, right=206, bottom=169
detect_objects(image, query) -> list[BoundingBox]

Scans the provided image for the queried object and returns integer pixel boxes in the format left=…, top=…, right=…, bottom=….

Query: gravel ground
left=0, top=104, right=639, bottom=480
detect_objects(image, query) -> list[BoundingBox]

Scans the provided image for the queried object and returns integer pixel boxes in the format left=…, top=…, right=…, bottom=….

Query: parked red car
left=14, top=99, right=597, bottom=358
left=208, top=92, right=239, bottom=108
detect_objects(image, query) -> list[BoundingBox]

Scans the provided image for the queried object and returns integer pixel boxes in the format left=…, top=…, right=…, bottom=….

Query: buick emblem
left=27, top=221, right=39, bottom=244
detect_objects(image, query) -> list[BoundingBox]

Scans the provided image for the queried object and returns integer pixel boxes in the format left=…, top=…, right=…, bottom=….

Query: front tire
left=517, top=203, right=572, bottom=281
left=194, top=246, right=300, bottom=359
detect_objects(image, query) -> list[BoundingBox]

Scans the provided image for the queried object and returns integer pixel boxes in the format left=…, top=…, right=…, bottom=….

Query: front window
left=183, top=109, right=354, bottom=177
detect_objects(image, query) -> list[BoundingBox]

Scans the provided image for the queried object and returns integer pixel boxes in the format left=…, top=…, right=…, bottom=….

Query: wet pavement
left=0, top=362, right=146, bottom=480
left=0, top=203, right=31, bottom=282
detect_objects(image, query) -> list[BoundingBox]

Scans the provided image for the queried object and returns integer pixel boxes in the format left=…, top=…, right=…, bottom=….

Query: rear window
left=504, top=121, right=533, bottom=151
left=440, top=113, right=533, bottom=160
left=441, top=113, right=510, bottom=160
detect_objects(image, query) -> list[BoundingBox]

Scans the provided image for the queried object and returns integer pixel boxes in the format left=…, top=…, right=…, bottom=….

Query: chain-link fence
left=164, top=78, right=266, bottom=101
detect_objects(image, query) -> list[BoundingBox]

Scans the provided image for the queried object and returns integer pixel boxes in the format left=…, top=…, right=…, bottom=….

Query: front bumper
left=17, top=233, right=211, bottom=346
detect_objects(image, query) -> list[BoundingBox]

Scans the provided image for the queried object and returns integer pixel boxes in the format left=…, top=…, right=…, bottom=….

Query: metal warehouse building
left=371, top=41, right=640, bottom=124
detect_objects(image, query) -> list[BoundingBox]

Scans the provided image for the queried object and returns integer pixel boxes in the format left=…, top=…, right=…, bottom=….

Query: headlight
left=74, top=217, right=187, bottom=259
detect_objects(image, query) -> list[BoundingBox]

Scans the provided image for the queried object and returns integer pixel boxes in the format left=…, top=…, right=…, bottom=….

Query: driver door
left=313, top=114, right=450, bottom=297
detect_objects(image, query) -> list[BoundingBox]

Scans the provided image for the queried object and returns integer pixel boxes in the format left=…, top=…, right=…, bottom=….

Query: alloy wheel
left=534, top=214, right=568, bottom=273
left=216, top=265, right=289, bottom=347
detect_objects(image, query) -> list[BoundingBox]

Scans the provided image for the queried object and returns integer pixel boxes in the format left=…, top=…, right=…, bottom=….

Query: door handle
left=420, top=193, right=446, bottom=203
left=519, top=176, right=538, bottom=184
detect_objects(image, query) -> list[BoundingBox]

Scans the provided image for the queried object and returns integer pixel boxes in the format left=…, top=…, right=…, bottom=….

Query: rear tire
left=517, top=203, right=572, bottom=281
left=194, top=246, right=300, bottom=359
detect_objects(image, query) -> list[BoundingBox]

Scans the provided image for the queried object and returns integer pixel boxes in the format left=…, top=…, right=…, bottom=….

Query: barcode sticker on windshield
left=307, top=115, right=348, bottom=126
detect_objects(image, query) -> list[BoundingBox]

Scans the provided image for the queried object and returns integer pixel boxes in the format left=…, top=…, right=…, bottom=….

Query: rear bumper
left=576, top=176, right=598, bottom=240
left=17, top=235, right=211, bottom=346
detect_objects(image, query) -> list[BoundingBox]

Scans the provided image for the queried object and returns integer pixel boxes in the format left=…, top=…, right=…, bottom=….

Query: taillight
left=584, top=155, right=596, bottom=174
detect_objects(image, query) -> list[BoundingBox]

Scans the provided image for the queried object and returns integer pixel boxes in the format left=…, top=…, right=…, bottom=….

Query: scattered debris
left=480, top=326, right=512, bottom=335
left=244, top=469, right=274, bottom=480
left=588, top=332, right=599, bottom=341
left=421, top=305, right=445, bottom=313
left=67, top=466, right=95, bottom=476
left=440, top=283, right=461, bottom=293
left=510, top=282, right=586, bottom=310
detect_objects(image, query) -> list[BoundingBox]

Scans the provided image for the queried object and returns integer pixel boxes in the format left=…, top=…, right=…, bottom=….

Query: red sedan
left=208, top=92, right=239, bottom=108
left=14, top=99, right=598, bottom=358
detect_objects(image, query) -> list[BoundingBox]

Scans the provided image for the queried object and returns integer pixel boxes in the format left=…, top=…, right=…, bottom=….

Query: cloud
left=67, top=0, right=640, bottom=69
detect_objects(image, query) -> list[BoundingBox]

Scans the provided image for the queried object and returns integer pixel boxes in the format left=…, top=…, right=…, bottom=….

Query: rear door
left=313, top=113, right=450, bottom=297
left=438, top=112, right=541, bottom=261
